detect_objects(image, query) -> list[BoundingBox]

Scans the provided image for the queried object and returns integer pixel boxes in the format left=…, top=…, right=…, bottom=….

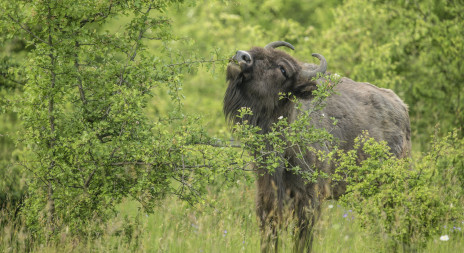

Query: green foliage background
left=171, top=0, right=463, bottom=149
left=0, top=0, right=463, bottom=251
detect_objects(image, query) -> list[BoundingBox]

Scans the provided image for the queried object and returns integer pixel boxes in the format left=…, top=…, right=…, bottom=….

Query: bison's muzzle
left=232, top=50, right=253, bottom=68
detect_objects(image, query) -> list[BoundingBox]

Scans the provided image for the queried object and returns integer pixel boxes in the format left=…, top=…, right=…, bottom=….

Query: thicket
left=0, top=0, right=463, bottom=251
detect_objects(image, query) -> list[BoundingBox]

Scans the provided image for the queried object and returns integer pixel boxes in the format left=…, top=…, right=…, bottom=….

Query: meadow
left=2, top=179, right=463, bottom=252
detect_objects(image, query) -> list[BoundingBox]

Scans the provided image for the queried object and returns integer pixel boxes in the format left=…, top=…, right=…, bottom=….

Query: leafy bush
left=334, top=129, right=464, bottom=251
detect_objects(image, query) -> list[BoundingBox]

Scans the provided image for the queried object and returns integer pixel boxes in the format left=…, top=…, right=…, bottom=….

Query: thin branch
left=76, top=1, right=114, bottom=28
left=172, top=176, right=202, bottom=198
left=164, top=58, right=229, bottom=68
left=74, top=41, right=88, bottom=105
left=76, top=43, right=96, bottom=46
left=110, top=161, right=153, bottom=166
left=117, top=2, right=154, bottom=86
left=129, top=2, right=154, bottom=61
left=84, top=168, right=96, bottom=188
left=46, top=2, right=57, bottom=231
left=197, top=141, right=242, bottom=148
left=142, top=36, right=163, bottom=40
left=17, top=161, right=49, bottom=186
left=7, top=14, right=51, bottom=46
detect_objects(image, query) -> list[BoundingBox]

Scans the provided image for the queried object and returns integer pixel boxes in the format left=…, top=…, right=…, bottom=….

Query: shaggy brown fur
left=223, top=43, right=411, bottom=252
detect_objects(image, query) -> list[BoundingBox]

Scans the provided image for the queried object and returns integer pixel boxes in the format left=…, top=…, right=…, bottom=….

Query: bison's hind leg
left=294, top=212, right=317, bottom=253
left=259, top=210, right=280, bottom=253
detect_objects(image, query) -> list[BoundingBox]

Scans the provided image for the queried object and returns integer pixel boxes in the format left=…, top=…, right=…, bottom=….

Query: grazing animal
left=223, top=41, right=411, bottom=252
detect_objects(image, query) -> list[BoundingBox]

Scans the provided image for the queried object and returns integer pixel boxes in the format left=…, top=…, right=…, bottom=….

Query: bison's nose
left=233, top=50, right=253, bottom=68
left=235, top=50, right=252, bottom=63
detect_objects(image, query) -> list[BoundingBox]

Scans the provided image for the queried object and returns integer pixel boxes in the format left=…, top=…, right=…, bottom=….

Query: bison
left=223, top=41, right=411, bottom=252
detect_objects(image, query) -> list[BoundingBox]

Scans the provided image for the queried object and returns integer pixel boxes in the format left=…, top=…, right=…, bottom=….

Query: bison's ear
left=291, top=80, right=318, bottom=99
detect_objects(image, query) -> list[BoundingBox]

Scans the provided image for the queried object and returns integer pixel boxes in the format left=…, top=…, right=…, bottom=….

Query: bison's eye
left=279, top=65, right=288, bottom=78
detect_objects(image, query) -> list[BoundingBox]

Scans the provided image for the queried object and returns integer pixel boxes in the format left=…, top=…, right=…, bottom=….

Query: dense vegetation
left=1, top=0, right=463, bottom=252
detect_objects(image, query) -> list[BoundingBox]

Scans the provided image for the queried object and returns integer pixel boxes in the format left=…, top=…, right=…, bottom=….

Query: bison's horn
left=301, top=53, right=327, bottom=80
left=264, top=41, right=295, bottom=50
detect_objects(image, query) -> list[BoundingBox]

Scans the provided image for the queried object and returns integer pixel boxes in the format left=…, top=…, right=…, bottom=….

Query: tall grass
left=1, top=180, right=462, bottom=252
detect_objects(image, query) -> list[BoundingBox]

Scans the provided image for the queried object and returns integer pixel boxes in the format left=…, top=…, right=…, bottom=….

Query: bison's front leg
left=288, top=182, right=322, bottom=253
left=294, top=201, right=320, bottom=253
left=258, top=214, right=279, bottom=253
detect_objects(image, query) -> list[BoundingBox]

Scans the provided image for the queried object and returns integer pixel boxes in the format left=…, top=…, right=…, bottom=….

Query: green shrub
left=334, top=129, right=464, bottom=251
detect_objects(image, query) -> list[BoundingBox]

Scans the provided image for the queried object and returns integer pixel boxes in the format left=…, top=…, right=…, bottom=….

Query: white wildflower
left=440, top=235, right=450, bottom=241
left=278, top=116, right=284, bottom=120
left=328, top=204, right=334, bottom=209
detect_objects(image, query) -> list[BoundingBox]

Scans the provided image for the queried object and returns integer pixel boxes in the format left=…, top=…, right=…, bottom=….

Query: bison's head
left=224, top=41, right=327, bottom=132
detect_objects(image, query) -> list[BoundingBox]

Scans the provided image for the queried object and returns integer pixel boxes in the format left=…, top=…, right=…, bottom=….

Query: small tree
left=1, top=0, right=247, bottom=240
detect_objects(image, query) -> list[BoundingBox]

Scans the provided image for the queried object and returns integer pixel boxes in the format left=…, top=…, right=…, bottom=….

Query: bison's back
left=311, top=77, right=411, bottom=158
